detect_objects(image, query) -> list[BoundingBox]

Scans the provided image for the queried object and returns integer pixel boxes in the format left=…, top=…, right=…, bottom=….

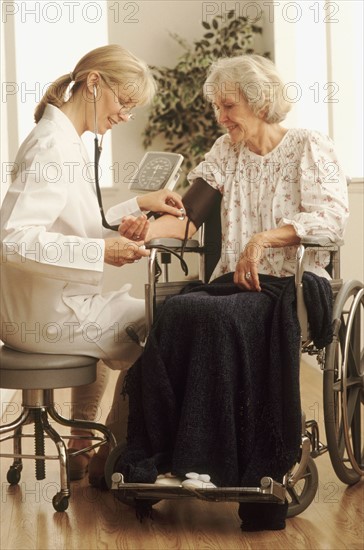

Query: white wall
left=273, top=0, right=363, bottom=287
left=341, top=183, right=364, bottom=283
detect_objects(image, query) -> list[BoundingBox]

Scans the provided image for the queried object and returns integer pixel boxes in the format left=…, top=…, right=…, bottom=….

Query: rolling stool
left=0, top=345, right=116, bottom=511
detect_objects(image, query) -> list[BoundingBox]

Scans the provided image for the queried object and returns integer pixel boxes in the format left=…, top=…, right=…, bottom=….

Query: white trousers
left=68, top=291, right=146, bottom=442
left=71, top=361, right=130, bottom=442
left=3, top=285, right=146, bottom=444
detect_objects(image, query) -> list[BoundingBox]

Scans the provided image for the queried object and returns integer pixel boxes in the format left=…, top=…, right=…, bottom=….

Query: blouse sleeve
left=279, top=131, right=349, bottom=245
left=187, top=135, right=229, bottom=193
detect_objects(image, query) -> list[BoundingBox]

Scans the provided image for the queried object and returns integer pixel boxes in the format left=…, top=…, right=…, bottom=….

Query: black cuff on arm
left=182, top=178, right=222, bottom=229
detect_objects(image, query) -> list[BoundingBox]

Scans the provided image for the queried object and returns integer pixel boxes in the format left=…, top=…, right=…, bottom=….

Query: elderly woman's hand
left=137, top=189, right=184, bottom=217
left=234, top=237, right=265, bottom=292
left=234, top=226, right=301, bottom=290
left=104, top=236, right=150, bottom=267
left=118, top=214, right=149, bottom=242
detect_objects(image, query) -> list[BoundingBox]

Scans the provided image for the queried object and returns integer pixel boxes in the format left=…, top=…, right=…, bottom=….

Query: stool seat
left=0, top=345, right=115, bottom=511
left=0, top=346, right=97, bottom=389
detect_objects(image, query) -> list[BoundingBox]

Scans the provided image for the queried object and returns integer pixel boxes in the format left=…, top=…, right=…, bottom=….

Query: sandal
left=67, top=433, right=95, bottom=481
left=88, top=444, right=110, bottom=490
left=67, top=448, right=95, bottom=481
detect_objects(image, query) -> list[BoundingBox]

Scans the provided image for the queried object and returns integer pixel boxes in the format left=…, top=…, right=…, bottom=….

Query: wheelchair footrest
left=110, top=473, right=286, bottom=503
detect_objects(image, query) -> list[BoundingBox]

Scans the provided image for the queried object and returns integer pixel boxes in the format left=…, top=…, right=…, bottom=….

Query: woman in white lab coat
left=0, top=44, right=184, bottom=485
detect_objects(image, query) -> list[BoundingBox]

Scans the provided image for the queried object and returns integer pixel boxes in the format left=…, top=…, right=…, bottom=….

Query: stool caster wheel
left=7, top=465, right=22, bottom=485
left=52, top=493, right=69, bottom=512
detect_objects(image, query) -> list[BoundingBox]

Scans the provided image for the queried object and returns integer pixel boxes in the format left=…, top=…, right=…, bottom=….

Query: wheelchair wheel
left=286, top=457, right=318, bottom=518
left=323, top=280, right=364, bottom=485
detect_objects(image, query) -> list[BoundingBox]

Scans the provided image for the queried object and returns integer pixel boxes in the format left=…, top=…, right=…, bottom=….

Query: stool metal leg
left=47, top=404, right=117, bottom=451
left=1, top=388, right=115, bottom=512
left=0, top=408, right=31, bottom=435
left=6, top=424, right=24, bottom=485
left=41, top=410, right=70, bottom=512
left=0, top=409, right=30, bottom=484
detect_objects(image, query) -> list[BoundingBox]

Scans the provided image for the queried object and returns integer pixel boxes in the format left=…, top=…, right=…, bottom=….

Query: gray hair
left=203, top=54, right=292, bottom=123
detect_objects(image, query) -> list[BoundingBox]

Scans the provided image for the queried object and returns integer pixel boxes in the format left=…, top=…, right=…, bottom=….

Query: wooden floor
left=1, top=362, right=363, bottom=550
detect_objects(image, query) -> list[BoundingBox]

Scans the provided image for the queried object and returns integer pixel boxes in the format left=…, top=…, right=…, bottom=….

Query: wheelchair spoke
left=287, top=486, right=301, bottom=505
left=351, top=400, right=363, bottom=466
left=286, top=458, right=318, bottom=518
left=341, top=288, right=364, bottom=475
left=345, top=386, right=360, bottom=426
left=324, top=281, right=364, bottom=484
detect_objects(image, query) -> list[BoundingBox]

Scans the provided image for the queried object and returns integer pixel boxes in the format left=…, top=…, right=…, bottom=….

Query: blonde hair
left=34, top=44, right=157, bottom=123
left=203, top=54, right=291, bottom=123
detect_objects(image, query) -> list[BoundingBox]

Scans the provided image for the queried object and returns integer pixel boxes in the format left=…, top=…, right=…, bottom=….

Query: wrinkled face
left=93, top=79, right=137, bottom=134
left=212, top=87, right=263, bottom=144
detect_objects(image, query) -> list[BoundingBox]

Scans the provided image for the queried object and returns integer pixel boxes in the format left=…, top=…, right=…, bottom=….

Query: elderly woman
left=143, top=54, right=348, bottom=281
left=117, top=54, right=349, bottom=530
left=0, top=45, right=184, bottom=486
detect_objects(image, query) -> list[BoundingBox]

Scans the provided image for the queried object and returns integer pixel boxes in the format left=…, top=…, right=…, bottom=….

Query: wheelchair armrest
left=295, top=243, right=341, bottom=343
left=145, top=238, right=201, bottom=252
left=295, top=243, right=340, bottom=285
left=301, top=243, right=339, bottom=252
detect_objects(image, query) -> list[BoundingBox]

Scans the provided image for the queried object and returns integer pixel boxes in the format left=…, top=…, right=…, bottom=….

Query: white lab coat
left=1, top=104, right=145, bottom=366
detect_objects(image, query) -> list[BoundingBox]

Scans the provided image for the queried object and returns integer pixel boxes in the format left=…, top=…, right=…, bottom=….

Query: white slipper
left=182, top=472, right=216, bottom=489
left=155, top=474, right=183, bottom=487
left=182, top=478, right=217, bottom=489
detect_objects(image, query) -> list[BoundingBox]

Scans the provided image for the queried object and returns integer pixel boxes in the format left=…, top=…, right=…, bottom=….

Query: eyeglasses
left=101, top=77, right=136, bottom=121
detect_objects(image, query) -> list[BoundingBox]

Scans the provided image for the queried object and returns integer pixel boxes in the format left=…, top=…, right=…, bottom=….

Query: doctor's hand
left=104, top=236, right=150, bottom=267
left=118, top=214, right=149, bottom=242
left=137, top=189, right=184, bottom=217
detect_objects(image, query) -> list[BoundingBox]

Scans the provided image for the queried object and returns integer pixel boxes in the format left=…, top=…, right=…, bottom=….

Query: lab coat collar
left=42, top=104, right=90, bottom=163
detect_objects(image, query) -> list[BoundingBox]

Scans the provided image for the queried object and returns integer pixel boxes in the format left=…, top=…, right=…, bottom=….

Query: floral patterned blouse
left=187, top=128, right=349, bottom=280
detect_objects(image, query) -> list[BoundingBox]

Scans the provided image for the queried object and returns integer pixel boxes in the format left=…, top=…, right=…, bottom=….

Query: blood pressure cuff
left=182, top=178, right=222, bottom=229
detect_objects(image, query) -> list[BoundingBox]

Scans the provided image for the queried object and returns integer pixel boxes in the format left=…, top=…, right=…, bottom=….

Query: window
left=273, top=0, right=363, bottom=178
left=1, top=0, right=112, bottom=197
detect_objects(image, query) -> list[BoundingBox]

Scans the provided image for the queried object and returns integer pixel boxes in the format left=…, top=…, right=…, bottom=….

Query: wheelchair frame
left=107, top=236, right=363, bottom=519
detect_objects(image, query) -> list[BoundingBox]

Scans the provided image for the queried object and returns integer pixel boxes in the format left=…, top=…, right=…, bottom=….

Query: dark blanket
left=117, top=272, right=333, bottom=529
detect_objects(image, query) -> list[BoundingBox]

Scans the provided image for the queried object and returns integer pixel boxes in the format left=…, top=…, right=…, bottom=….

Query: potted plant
left=143, top=11, right=269, bottom=185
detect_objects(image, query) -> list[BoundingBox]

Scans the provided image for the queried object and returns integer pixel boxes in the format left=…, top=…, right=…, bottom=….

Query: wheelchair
left=105, top=202, right=363, bottom=521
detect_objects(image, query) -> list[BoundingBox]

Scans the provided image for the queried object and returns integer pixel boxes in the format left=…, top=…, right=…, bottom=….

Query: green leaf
left=142, top=12, right=267, bottom=169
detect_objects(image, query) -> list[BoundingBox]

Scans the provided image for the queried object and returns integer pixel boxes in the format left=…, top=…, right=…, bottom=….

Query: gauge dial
left=138, top=157, right=173, bottom=190
left=129, top=152, right=184, bottom=192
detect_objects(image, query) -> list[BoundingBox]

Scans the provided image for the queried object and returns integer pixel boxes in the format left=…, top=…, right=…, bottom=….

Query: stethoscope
left=92, top=84, right=190, bottom=275
left=92, top=86, right=169, bottom=228
left=93, top=83, right=133, bottom=232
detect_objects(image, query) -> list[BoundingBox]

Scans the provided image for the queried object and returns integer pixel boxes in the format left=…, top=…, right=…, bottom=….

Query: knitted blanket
left=116, top=273, right=333, bottom=529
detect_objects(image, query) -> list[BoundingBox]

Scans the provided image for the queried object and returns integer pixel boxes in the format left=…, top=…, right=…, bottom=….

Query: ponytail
left=34, top=45, right=156, bottom=124
left=34, top=73, right=74, bottom=123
